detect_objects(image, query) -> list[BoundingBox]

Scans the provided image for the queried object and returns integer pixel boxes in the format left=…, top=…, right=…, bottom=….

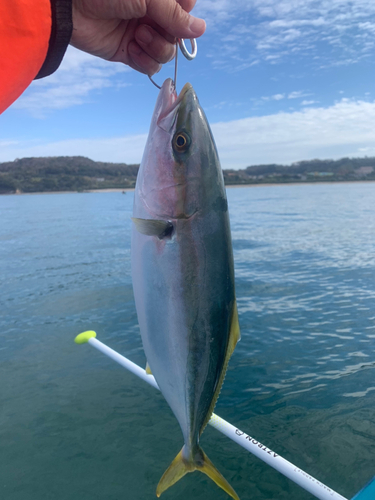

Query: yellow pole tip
left=74, top=331, right=97, bottom=344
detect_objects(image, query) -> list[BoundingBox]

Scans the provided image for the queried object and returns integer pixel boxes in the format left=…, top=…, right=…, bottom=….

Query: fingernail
left=137, top=26, right=153, bottom=45
left=188, top=17, right=206, bottom=36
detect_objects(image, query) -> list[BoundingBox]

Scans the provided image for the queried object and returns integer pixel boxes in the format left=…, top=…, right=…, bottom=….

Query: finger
left=177, top=0, right=197, bottom=14
left=135, top=25, right=176, bottom=64
left=146, top=0, right=205, bottom=39
left=136, top=15, right=176, bottom=44
left=127, top=40, right=162, bottom=75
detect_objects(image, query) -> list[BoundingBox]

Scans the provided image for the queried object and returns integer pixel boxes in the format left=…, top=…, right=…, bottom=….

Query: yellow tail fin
left=156, top=447, right=239, bottom=500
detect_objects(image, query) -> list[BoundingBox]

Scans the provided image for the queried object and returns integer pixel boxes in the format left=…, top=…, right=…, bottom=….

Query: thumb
left=146, top=0, right=206, bottom=38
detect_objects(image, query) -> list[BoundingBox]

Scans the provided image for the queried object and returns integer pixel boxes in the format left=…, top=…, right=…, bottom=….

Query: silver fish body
left=131, top=79, right=240, bottom=499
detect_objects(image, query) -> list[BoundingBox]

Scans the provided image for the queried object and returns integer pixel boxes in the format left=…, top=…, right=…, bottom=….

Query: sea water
left=0, top=183, right=374, bottom=500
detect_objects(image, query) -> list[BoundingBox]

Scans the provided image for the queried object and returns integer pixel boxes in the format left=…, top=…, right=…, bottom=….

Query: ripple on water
left=1, top=186, right=375, bottom=500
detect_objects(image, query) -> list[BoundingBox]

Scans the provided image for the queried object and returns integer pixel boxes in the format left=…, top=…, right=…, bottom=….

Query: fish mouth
left=178, top=82, right=193, bottom=101
left=157, top=80, right=194, bottom=132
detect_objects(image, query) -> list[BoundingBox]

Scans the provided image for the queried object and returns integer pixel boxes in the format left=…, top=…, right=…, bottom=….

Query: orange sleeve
left=0, top=0, right=52, bottom=114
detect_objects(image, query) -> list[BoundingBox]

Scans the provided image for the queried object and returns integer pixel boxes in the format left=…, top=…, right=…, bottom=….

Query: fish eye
left=173, top=131, right=191, bottom=153
left=176, top=135, right=186, bottom=147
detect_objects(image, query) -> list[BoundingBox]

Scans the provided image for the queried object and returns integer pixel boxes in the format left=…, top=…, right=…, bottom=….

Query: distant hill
left=0, top=155, right=375, bottom=194
left=223, top=157, right=375, bottom=185
left=0, top=156, right=139, bottom=194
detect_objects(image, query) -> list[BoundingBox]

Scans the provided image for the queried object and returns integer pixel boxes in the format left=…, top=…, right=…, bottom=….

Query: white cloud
left=0, top=140, right=19, bottom=147
left=13, top=46, right=130, bottom=117
left=196, top=0, right=375, bottom=70
left=269, top=17, right=327, bottom=28
left=288, top=91, right=310, bottom=99
left=262, top=93, right=285, bottom=101
left=212, top=98, right=375, bottom=168
left=0, top=134, right=147, bottom=165
left=3, top=99, right=375, bottom=170
left=254, top=91, right=312, bottom=106
left=301, top=100, right=318, bottom=106
left=358, top=147, right=375, bottom=154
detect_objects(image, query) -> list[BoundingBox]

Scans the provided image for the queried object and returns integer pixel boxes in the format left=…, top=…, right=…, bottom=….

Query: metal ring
left=178, top=38, right=197, bottom=61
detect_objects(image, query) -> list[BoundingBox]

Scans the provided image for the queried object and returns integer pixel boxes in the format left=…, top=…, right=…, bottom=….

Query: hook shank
left=148, top=38, right=197, bottom=90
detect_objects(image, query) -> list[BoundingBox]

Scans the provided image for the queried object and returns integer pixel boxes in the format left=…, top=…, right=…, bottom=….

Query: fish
left=131, top=78, right=240, bottom=500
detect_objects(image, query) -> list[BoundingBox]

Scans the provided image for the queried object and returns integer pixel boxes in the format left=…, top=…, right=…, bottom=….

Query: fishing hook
left=149, top=38, right=197, bottom=90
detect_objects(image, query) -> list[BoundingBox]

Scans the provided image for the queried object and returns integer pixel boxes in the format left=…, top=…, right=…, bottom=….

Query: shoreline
left=2, top=179, right=375, bottom=196
left=226, top=179, right=375, bottom=188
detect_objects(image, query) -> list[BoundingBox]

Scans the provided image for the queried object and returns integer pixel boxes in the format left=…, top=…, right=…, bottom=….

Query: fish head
left=135, top=78, right=225, bottom=220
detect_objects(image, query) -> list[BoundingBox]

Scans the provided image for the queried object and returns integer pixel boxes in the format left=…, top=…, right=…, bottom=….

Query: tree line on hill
left=223, top=157, right=375, bottom=185
left=0, top=155, right=374, bottom=194
left=0, top=156, right=139, bottom=194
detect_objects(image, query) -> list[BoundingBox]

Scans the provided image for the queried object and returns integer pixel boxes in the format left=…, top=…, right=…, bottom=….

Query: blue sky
left=2, top=0, right=375, bottom=169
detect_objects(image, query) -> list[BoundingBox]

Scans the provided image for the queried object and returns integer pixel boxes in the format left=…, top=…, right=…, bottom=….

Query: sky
left=2, top=0, right=375, bottom=169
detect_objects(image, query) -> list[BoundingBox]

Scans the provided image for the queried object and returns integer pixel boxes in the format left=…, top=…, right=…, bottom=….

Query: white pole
left=76, top=332, right=348, bottom=500
left=208, top=414, right=347, bottom=500
left=89, top=337, right=159, bottom=390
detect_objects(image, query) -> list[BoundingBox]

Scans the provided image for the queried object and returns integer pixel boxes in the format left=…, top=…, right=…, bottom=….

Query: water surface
left=1, top=183, right=375, bottom=500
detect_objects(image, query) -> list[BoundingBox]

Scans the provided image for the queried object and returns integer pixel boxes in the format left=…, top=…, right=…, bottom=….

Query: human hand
left=70, top=0, right=205, bottom=75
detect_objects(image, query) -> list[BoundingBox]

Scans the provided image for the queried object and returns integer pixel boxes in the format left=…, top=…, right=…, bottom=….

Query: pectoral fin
left=132, top=218, right=173, bottom=239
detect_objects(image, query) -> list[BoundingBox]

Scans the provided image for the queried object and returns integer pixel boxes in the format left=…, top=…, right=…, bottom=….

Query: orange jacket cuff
left=0, top=0, right=72, bottom=114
